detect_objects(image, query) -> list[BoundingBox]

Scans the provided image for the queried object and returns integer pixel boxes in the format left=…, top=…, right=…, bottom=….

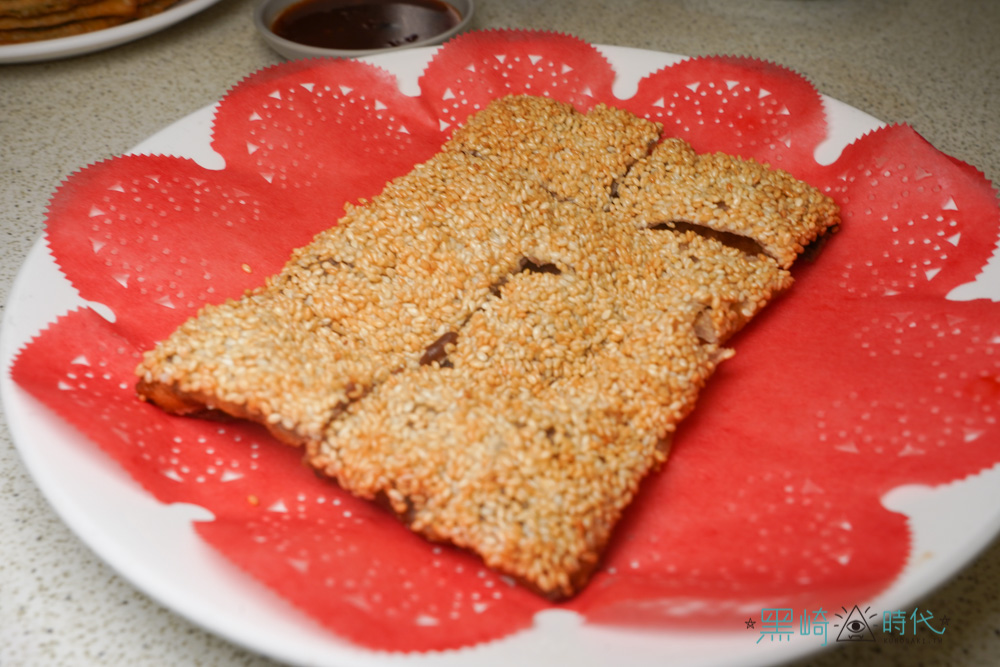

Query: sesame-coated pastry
left=307, top=216, right=793, bottom=598
left=136, top=95, right=839, bottom=599
left=613, top=138, right=841, bottom=268
left=443, top=95, right=660, bottom=211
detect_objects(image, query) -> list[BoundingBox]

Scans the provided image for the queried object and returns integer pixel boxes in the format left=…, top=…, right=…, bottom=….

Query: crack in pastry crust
left=135, top=95, right=840, bottom=599
left=613, top=137, right=840, bottom=269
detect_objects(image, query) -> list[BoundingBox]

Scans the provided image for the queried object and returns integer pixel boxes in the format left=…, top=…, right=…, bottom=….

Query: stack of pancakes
left=0, top=0, right=179, bottom=44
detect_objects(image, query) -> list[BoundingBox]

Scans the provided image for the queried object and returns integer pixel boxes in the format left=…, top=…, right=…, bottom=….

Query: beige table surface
left=2, top=0, right=998, bottom=665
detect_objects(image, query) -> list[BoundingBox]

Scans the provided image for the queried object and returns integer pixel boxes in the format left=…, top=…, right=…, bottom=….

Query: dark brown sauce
left=272, top=0, right=461, bottom=51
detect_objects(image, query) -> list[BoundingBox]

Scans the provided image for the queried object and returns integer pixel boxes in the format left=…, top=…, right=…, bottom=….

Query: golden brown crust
left=613, top=137, right=841, bottom=269
left=0, top=0, right=179, bottom=43
left=0, top=0, right=135, bottom=29
left=135, top=95, right=836, bottom=599
left=135, top=0, right=176, bottom=17
left=304, top=221, right=790, bottom=598
left=0, top=0, right=102, bottom=18
left=136, top=378, right=317, bottom=448
left=0, top=14, right=125, bottom=41
left=443, top=96, right=660, bottom=211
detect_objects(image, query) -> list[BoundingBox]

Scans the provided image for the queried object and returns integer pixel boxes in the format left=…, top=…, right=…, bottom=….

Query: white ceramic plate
left=0, top=0, right=223, bottom=64
left=3, top=45, right=1000, bottom=667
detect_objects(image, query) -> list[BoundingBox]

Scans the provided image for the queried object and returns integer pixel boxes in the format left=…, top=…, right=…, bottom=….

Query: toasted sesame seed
left=136, top=95, right=838, bottom=599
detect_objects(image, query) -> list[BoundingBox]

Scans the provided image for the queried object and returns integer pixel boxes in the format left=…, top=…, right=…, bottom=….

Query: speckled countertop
left=1, top=1, right=998, bottom=665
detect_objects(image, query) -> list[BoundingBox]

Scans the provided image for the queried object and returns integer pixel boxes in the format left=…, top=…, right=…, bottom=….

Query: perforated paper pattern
left=11, top=30, right=1000, bottom=651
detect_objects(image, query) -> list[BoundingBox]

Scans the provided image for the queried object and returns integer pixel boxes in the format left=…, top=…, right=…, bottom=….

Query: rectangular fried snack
left=136, top=95, right=840, bottom=598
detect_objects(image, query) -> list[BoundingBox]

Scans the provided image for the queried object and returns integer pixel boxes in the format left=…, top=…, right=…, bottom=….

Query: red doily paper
left=11, top=30, right=1000, bottom=652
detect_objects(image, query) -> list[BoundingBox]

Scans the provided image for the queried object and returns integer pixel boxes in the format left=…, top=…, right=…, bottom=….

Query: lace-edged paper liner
left=11, top=30, right=1000, bottom=652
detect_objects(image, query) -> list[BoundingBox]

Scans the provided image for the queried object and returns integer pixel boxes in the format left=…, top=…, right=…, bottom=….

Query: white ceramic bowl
left=254, top=0, right=474, bottom=59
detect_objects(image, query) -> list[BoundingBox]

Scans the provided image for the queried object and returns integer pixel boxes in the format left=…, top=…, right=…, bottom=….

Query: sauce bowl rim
left=253, top=0, right=476, bottom=59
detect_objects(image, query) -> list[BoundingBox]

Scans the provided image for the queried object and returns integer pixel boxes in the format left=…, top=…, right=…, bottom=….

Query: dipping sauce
left=271, top=0, right=462, bottom=51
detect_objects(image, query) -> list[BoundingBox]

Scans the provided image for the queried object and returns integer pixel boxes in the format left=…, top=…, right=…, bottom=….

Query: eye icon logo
left=834, top=605, right=878, bottom=642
